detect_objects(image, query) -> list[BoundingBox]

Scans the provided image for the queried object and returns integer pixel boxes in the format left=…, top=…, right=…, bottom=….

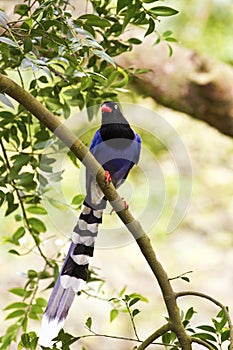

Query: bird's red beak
left=101, top=104, right=112, bottom=113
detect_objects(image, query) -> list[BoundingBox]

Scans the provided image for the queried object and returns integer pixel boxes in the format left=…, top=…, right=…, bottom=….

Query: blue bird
left=39, top=101, right=141, bottom=347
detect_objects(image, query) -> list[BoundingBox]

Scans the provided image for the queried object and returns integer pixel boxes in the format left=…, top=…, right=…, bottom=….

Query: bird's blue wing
left=89, top=129, right=103, bottom=154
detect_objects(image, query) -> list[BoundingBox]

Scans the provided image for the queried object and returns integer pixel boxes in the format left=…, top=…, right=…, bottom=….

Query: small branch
left=169, top=270, right=193, bottom=281
left=137, top=323, right=171, bottom=350
left=0, top=139, right=53, bottom=267
left=62, top=330, right=176, bottom=347
left=125, top=300, right=140, bottom=341
left=176, top=291, right=233, bottom=350
left=191, top=337, right=216, bottom=350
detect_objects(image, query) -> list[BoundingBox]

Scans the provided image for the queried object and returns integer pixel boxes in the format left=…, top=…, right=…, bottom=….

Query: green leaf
left=197, top=325, right=216, bottom=333
left=117, top=0, right=128, bottom=13
left=129, top=297, right=140, bottom=307
left=192, top=333, right=217, bottom=342
left=145, top=17, right=155, bottom=37
left=162, top=30, right=173, bottom=37
left=4, top=302, right=27, bottom=310
left=132, top=309, right=140, bottom=317
left=5, top=192, right=18, bottom=216
left=85, top=317, right=92, bottom=330
left=28, top=218, right=46, bottom=233
left=110, top=309, right=119, bottom=322
left=28, top=269, right=37, bottom=279
left=181, top=276, right=190, bottom=282
left=20, top=332, right=38, bottom=350
left=11, top=226, right=26, bottom=245
left=9, top=288, right=27, bottom=297
left=71, top=194, right=85, bottom=206
left=9, top=154, right=31, bottom=180
left=221, top=330, right=230, bottom=342
left=185, top=307, right=196, bottom=321
left=36, top=297, right=47, bottom=307
left=93, top=49, right=116, bottom=67
left=149, top=6, right=179, bottom=17
left=168, top=43, right=173, bottom=57
left=162, top=332, right=172, bottom=345
left=5, top=309, right=25, bottom=320
left=81, top=76, right=92, bottom=91
left=165, top=37, right=177, bottom=43
left=14, top=4, right=29, bottom=16
left=17, top=172, right=36, bottom=190
left=28, top=217, right=46, bottom=233
left=20, top=333, right=30, bottom=348
left=26, top=206, right=47, bottom=215
left=122, top=10, right=134, bottom=31
left=8, top=249, right=20, bottom=255
left=79, top=14, right=111, bottom=27
left=128, top=38, right=142, bottom=45
left=135, top=68, right=150, bottom=74
left=24, top=37, right=32, bottom=53
left=111, top=68, right=129, bottom=88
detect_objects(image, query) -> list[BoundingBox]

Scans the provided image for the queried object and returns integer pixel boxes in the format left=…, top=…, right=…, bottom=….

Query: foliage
left=159, top=0, right=233, bottom=62
left=0, top=0, right=231, bottom=349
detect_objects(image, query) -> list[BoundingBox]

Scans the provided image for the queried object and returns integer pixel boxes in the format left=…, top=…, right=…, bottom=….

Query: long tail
left=39, top=200, right=104, bottom=347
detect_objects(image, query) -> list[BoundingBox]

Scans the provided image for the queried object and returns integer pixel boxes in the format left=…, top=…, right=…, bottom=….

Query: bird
left=39, top=101, right=141, bottom=347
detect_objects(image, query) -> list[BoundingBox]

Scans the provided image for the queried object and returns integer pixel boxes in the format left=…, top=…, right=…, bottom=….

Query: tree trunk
left=116, top=38, right=233, bottom=138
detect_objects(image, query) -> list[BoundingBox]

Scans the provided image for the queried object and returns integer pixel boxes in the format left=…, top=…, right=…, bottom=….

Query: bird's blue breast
left=89, top=129, right=141, bottom=188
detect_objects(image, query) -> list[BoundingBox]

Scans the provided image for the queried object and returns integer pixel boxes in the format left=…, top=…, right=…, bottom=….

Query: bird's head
left=100, top=101, right=134, bottom=140
left=101, top=101, right=125, bottom=125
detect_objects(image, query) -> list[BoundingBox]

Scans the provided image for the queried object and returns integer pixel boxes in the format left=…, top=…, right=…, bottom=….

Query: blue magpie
left=39, top=101, right=141, bottom=346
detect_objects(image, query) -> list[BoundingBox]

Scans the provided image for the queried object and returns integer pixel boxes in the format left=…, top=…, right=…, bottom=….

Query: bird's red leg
left=105, top=170, right=111, bottom=183
left=122, top=198, right=129, bottom=210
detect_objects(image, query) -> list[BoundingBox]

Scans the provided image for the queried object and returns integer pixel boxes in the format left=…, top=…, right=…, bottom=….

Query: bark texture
left=116, top=39, right=233, bottom=138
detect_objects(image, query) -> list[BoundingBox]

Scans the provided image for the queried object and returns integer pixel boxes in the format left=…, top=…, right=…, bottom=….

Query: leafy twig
left=191, top=337, right=216, bottom=350
left=176, top=291, right=233, bottom=350
left=0, top=138, right=53, bottom=267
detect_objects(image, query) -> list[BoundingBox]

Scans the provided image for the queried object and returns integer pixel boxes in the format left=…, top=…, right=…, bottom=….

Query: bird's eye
left=114, top=104, right=118, bottom=109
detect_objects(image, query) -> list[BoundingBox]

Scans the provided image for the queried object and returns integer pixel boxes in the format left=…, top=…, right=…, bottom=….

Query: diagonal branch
left=137, top=323, right=171, bottom=350
left=0, top=73, right=191, bottom=350
left=190, top=337, right=216, bottom=350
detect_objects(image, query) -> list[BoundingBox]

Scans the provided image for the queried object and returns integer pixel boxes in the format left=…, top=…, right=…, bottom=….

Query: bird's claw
left=105, top=170, right=111, bottom=183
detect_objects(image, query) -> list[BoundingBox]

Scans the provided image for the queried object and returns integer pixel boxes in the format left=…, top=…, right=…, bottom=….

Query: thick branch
left=0, top=73, right=191, bottom=350
left=116, top=40, right=233, bottom=138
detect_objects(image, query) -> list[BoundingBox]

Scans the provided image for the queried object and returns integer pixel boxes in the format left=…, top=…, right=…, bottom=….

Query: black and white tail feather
left=39, top=194, right=105, bottom=347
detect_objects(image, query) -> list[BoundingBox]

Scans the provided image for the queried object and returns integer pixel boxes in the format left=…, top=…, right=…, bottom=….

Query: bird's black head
left=101, top=101, right=123, bottom=124
left=100, top=101, right=134, bottom=141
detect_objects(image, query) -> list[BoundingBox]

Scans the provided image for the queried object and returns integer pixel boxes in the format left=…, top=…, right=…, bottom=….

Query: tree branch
left=137, top=323, right=171, bottom=350
left=116, top=40, right=233, bottom=138
left=190, top=337, right=216, bottom=350
left=0, top=73, right=191, bottom=349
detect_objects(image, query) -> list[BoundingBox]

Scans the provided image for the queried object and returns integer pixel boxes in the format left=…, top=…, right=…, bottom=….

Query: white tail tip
left=38, top=315, right=64, bottom=347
